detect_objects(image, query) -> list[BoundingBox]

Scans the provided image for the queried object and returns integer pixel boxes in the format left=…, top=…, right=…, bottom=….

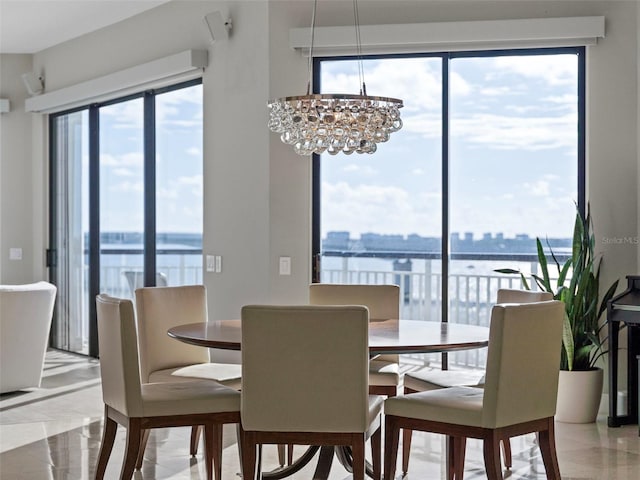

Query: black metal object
left=607, top=275, right=640, bottom=434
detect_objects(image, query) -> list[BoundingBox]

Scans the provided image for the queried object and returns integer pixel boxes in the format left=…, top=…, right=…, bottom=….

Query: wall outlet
left=9, top=247, right=22, bottom=260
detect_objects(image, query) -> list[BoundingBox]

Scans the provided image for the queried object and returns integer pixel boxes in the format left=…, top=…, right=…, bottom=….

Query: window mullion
left=143, top=92, right=157, bottom=287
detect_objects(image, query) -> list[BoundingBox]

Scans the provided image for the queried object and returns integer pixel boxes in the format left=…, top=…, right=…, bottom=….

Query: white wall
left=0, top=54, right=47, bottom=284
left=0, top=0, right=638, bottom=318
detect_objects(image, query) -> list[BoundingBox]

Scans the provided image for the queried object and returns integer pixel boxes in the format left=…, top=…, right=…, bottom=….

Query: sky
left=319, top=53, right=579, bottom=241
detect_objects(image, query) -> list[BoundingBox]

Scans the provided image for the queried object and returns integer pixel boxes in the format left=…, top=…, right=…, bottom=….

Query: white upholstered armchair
left=0, top=281, right=57, bottom=394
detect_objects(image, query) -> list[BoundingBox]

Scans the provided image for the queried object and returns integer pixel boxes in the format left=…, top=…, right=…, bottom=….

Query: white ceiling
left=0, top=0, right=172, bottom=54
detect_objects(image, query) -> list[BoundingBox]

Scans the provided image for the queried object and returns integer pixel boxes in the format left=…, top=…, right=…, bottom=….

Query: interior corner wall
left=0, top=53, right=42, bottom=284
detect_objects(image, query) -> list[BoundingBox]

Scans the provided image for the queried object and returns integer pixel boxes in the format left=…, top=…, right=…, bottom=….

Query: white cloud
left=321, top=181, right=441, bottom=237
left=110, top=180, right=143, bottom=193
left=343, top=164, right=377, bottom=175
left=100, top=152, right=143, bottom=168
left=450, top=112, right=577, bottom=151
left=492, top=55, right=578, bottom=87
left=112, top=168, right=134, bottom=177
left=523, top=180, right=551, bottom=197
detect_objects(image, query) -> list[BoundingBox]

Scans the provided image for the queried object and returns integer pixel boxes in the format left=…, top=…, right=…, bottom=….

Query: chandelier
left=267, top=0, right=403, bottom=156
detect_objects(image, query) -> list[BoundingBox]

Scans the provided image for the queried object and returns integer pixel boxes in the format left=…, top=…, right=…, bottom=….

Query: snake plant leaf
left=536, top=238, right=552, bottom=291
left=494, top=269, right=530, bottom=290
left=562, top=310, right=574, bottom=371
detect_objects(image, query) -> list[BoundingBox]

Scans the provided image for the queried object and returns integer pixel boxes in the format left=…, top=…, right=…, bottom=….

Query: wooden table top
left=168, top=319, right=489, bottom=355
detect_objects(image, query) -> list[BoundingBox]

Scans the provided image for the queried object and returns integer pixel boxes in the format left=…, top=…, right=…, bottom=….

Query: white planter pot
left=555, top=368, right=604, bottom=423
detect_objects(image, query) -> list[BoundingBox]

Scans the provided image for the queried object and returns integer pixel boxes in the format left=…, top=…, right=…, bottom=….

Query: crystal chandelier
left=267, top=0, right=403, bottom=156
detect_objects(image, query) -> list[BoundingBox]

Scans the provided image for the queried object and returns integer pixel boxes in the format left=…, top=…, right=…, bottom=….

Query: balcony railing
left=98, top=248, right=567, bottom=369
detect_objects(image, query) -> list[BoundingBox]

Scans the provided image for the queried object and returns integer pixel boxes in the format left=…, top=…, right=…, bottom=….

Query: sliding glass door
left=49, top=81, right=203, bottom=356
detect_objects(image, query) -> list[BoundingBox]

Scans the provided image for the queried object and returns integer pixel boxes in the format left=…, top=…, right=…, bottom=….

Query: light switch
left=206, top=255, right=215, bottom=272
left=9, top=248, right=22, bottom=260
left=215, top=255, right=222, bottom=273
left=279, top=256, right=291, bottom=275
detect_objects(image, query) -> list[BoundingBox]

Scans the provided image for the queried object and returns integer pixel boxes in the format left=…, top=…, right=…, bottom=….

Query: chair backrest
left=309, top=284, right=400, bottom=363
left=96, top=294, right=144, bottom=417
left=308, top=284, right=399, bottom=321
left=0, top=282, right=57, bottom=393
left=481, top=300, right=564, bottom=428
left=496, top=288, right=553, bottom=304
left=123, top=271, right=168, bottom=298
left=241, top=305, right=370, bottom=433
left=135, top=285, right=209, bottom=382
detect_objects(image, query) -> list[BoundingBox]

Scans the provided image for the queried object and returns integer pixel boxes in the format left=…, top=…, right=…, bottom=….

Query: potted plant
left=496, top=205, right=618, bottom=423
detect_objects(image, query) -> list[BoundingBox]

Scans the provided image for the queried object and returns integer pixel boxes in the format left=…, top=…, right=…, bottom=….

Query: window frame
left=311, top=47, right=586, bottom=323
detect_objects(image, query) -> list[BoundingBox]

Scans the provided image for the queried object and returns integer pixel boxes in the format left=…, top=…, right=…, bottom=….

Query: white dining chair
left=384, top=300, right=564, bottom=480
left=134, top=285, right=242, bottom=463
left=400, top=288, right=554, bottom=476
left=239, top=304, right=383, bottom=480
left=94, top=294, right=241, bottom=480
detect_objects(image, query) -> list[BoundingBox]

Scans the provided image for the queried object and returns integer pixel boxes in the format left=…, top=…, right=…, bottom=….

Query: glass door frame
left=48, top=78, right=202, bottom=357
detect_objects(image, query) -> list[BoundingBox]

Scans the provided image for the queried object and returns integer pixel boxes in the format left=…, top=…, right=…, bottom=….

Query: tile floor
left=0, top=350, right=638, bottom=479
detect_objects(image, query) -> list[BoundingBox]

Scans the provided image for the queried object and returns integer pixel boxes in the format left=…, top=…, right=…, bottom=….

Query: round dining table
left=167, top=318, right=489, bottom=480
left=168, top=318, right=489, bottom=355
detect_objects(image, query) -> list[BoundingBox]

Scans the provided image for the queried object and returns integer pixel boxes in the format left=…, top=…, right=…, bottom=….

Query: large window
left=50, top=80, right=203, bottom=356
left=314, top=48, right=584, bottom=367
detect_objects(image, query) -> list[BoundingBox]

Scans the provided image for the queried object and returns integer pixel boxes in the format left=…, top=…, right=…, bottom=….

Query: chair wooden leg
left=402, top=428, right=413, bottom=476
left=446, top=436, right=466, bottom=480
left=454, top=437, right=466, bottom=479
left=538, top=418, right=561, bottom=480
left=482, top=430, right=502, bottom=480
left=240, top=431, right=258, bottom=480
left=446, top=436, right=456, bottom=480
left=95, top=412, right=117, bottom=480
left=190, top=425, right=202, bottom=456
left=135, top=429, right=150, bottom=470
left=401, top=387, right=414, bottom=475
left=501, top=438, right=512, bottom=469
left=212, top=424, right=223, bottom=480
left=287, top=444, right=294, bottom=465
left=352, top=435, right=366, bottom=480
left=384, top=416, right=400, bottom=480
left=121, top=418, right=142, bottom=480
left=277, top=444, right=286, bottom=467
left=203, top=423, right=214, bottom=480
left=370, top=426, right=382, bottom=480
